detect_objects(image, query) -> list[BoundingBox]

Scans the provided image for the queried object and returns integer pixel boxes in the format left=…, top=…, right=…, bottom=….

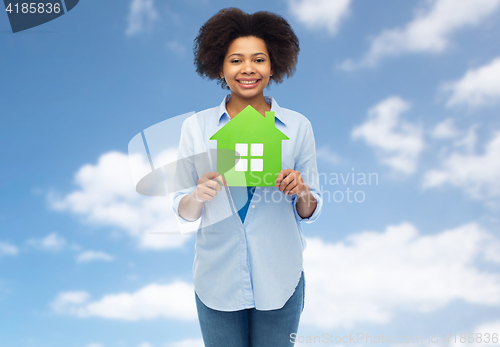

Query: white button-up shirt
left=173, top=95, right=322, bottom=311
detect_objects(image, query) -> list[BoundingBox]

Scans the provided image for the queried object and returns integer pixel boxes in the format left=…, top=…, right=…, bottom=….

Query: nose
left=241, top=61, right=255, bottom=74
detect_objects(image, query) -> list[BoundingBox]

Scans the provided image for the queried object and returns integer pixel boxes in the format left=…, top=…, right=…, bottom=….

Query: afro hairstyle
left=194, top=8, right=300, bottom=89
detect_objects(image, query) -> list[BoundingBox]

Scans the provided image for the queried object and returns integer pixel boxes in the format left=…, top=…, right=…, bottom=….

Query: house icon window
left=235, top=143, right=264, bottom=172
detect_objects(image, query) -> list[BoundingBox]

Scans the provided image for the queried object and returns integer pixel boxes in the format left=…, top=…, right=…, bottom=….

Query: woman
left=172, top=8, right=322, bottom=347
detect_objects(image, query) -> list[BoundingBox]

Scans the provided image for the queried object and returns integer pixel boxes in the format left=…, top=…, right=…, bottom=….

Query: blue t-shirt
left=230, top=186, right=256, bottom=223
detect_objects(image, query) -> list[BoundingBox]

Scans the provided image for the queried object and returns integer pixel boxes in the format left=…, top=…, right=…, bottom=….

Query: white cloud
left=138, top=343, right=154, bottom=347
left=453, top=124, right=480, bottom=154
left=166, top=338, right=204, bottom=347
left=126, top=0, right=158, bottom=36
left=341, top=0, right=500, bottom=69
left=443, top=57, right=500, bottom=107
left=302, top=222, right=500, bottom=329
left=0, top=241, right=18, bottom=257
left=351, top=96, right=424, bottom=174
left=423, top=131, right=500, bottom=199
left=51, top=281, right=196, bottom=321
left=26, top=232, right=66, bottom=252
left=431, top=118, right=459, bottom=139
left=287, top=0, right=351, bottom=35
left=51, top=291, right=90, bottom=312
left=86, top=343, right=104, bottom=347
left=76, top=251, right=114, bottom=263
left=48, top=151, right=190, bottom=250
left=452, top=320, right=500, bottom=347
left=316, top=145, right=341, bottom=165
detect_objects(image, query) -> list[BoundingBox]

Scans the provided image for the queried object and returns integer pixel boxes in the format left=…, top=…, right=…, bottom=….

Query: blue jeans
left=195, top=271, right=305, bottom=347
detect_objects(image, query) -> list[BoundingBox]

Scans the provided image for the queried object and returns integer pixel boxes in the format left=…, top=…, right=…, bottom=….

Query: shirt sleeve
left=172, top=117, right=202, bottom=223
left=291, top=120, right=323, bottom=224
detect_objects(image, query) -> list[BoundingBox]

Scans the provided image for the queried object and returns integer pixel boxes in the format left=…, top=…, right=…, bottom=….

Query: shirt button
left=251, top=205, right=255, bottom=208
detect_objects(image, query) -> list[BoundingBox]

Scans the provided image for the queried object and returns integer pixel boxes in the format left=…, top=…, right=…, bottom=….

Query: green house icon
left=210, top=105, right=289, bottom=187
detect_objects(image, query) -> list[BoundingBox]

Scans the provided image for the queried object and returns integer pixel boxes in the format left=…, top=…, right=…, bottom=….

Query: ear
left=270, top=66, right=274, bottom=77
left=219, top=68, right=224, bottom=79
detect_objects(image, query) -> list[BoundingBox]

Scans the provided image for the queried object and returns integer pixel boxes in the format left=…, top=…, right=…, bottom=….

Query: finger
left=214, top=172, right=228, bottom=187
left=275, top=169, right=292, bottom=187
left=275, top=171, right=284, bottom=186
left=279, top=171, right=296, bottom=192
left=200, top=172, right=225, bottom=188
left=198, top=192, right=212, bottom=201
left=275, top=169, right=291, bottom=184
left=288, top=183, right=307, bottom=196
left=207, top=179, right=222, bottom=192
left=200, top=186, right=217, bottom=199
left=283, top=181, right=298, bottom=195
left=200, top=172, right=213, bottom=184
left=194, top=189, right=209, bottom=202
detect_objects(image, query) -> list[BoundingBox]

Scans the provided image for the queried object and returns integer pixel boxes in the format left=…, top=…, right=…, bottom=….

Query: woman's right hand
left=191, top=172, right=228, bottom=202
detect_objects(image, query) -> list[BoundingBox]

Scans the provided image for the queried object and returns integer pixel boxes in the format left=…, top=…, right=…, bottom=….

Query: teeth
left=239, top=80, right=258, bottom=85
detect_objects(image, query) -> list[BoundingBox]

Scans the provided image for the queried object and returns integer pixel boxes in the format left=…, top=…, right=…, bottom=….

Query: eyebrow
left=227, top=52, right=269, bottom=58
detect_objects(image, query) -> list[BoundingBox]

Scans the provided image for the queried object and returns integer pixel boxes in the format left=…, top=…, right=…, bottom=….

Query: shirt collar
left=216, top=94, right=286, bottom=126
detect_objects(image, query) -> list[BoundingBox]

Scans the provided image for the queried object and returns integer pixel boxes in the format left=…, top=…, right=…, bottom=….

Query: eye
left=255, top=58, right=265, bottom=63
left=230, top=59, right=241, bottom=64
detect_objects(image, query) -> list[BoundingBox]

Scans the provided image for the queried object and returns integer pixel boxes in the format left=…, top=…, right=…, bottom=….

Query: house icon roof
left=210, top=105, right=289, bottom=187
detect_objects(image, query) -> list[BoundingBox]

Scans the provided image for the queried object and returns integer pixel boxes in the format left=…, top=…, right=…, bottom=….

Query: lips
left=236, top=79, right=261, bottom=88
left=237, top=79, right=259, bottom=85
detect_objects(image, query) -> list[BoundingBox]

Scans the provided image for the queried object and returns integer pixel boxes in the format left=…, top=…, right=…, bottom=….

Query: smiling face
left=220, top=36, right=273, bottom=102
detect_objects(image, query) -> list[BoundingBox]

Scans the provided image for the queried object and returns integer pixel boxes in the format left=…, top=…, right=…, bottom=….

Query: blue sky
left=2, top=0, right=500, bottom=346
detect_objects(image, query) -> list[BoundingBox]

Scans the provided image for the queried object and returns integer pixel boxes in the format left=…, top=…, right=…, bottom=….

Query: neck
left=226, top=93, right=271, bottom=119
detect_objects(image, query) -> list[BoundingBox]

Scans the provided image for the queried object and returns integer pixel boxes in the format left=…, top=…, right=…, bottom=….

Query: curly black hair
left=194, top=8, right=300, bottom=89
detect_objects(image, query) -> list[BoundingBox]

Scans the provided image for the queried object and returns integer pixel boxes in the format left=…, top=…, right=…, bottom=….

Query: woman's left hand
left=275, top=168, right=310, bottom=197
